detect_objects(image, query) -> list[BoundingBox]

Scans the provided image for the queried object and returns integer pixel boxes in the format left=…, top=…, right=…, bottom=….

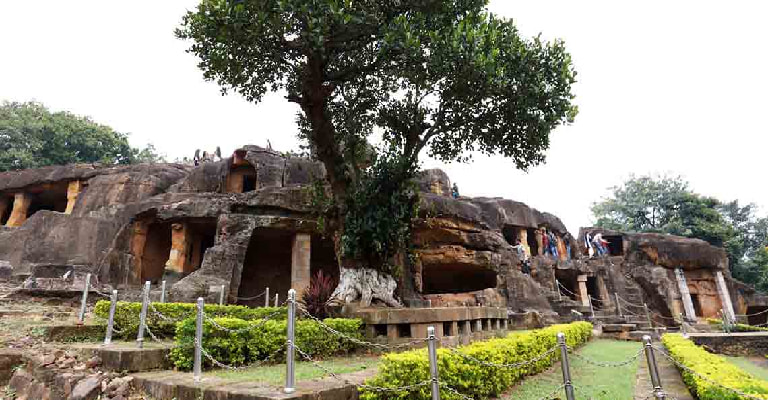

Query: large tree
left=177, top=0, right=577, bottom=270
left=592, top=175, right=768, bottom=289
left=0, top=101, right=136, bottom=171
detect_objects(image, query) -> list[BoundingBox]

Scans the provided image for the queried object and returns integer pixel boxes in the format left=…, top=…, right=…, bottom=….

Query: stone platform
left=133, top=367, right=375, bottom=400
left=72, top=341, right=174, bottom=372
left=688, top=332, right=768, bottom=356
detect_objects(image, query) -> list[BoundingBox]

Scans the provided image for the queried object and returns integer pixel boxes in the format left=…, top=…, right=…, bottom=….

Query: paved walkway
left=634, top=350, right=693, bottom=400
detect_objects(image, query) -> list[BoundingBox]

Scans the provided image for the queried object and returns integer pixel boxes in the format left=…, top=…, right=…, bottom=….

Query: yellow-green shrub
left=360, top=322, right=593, bottom=400
left=706, top=318, right=768, bottom=333
left=170, top=316, right=363, bottom=370
left=662, top=334, right=768, bottom=399
left=93, top=300, right=286, bottom=339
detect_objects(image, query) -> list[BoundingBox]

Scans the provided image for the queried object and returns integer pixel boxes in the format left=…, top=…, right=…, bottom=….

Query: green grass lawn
left=502, top=339, right=642, bottom=400
left=208, top=355, right=380, bottom=385
left=725, top=356, right=768, bottom=381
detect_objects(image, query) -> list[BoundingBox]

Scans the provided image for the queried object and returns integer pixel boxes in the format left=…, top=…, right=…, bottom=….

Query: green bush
left=93, top=300, right=287, bottom=339
left=662, top=334, right=768, bottom=399
left=170, top=317, right=363, bottom=370
left=706, top=318, right=768, bottom=333
left=360, top=322, right=593, bottom=400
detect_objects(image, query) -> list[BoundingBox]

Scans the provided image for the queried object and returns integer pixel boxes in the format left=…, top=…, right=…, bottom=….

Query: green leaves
left=0, top=101, right=135, bottom=172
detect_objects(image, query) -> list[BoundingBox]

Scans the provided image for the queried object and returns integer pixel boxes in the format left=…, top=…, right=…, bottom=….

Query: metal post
left=78, top=273, right=91, bottom=324
left=557, top=332, right=576, bottom=400
left=555, top=279, right=562, bottom=301
left=589, top=296, right=595, bottom=320
left=284, top=289, right=296, bottom=393
left=194, top=297, right=204, bottom=383
left=275, top=292, right=279, bottom=307
left=136, top=281, right=150, bottom=348
left=160, top=280, right=166, bottom=303
left=427, top=326, right=440, bottom=400
left=642, top=335, right=667, bottom=399
left=104, top=290, right=118, bottom=346
left=219, top=285, right=225, bottom=306
left=615, top=293, right=623, bottom=318
left=265, top=287, right=270, bottom=308
left=680, top=314, right=687, bottom=337
left=644, top=303, right=654, bottom=329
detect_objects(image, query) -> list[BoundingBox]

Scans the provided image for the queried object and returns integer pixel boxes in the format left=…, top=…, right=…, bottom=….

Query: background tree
left=592, top=174, right=768, bottom=289
left=178, top=0, right=577, bottom=272
left=0, top=101, right=136, bottom=171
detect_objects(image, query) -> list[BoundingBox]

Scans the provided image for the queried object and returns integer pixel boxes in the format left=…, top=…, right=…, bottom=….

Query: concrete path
left=634, top=351, right=693, bottom=400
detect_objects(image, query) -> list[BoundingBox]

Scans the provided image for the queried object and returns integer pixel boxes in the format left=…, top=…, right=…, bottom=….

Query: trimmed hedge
left=662, top=334, right=768, bottom=399
left=706, top=318, right=768, bottom=333
left=360, top=322, right=593, bottom=400
left=93, top=300, right=287, bottom=339
left=170, top=317, right=363, bottom=370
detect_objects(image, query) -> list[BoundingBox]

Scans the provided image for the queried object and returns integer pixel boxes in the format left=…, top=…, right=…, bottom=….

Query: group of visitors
left=585, top=231, right=609, bottom=257
left=542, top=228, right=571, bottom=261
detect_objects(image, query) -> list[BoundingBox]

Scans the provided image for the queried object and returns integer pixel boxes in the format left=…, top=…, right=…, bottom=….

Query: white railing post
left=219, top=285, right=225, bottom=306
left=284, top=289, right=296, bottom=393
left=77, top=273, right=92, bottom=324
left=427, top=326, right=440, bottom=400
left=103, top=289, right=118, bottom=346
left=136, top=281, right=150, bottom=348
left=160, top=280, right=167, bottom=303
left=194, top=297, right=204, bottom=383
left=265, top=287, right=270, bottom=308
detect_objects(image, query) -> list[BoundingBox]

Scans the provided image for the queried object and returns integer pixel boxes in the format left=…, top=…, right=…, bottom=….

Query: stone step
left=602, top=323, right=638, bottom=333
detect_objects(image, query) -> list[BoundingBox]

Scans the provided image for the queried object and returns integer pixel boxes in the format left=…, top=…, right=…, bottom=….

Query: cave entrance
left=0, top=194, right=14, bottom=225
left=238, top=228, right=293, bottom=306
left=746, top=306, right=768, bottom=326
left=422, top=264, right=497, bottom=295
left=186, top=220, right=217, bottom=272
left=27, top=182, right=69, bottom=217
left=604, top=235, right=624, bottom=256
left=555, top=269, right=579, bottom=301
left=139, top=222, right=172, bottom=284
left=526, top=228, right=539, bottom=256
left=690, top=294, right=704, bottom=318
left=226, top=165, right=257, bottom=193
left=586, top=276, right=604, bottom=308
left=310, top=234, right=339, bottom=288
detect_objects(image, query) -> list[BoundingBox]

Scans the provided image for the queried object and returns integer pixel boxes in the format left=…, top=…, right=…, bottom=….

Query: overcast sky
left=1, top=1, right=766, bottom=234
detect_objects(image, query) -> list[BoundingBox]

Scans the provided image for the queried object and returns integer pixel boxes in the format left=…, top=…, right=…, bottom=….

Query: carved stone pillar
left=675, top=268, right=696, bottom=320
left=5, top=193, right=31, bottom=227
left=535, top=229, right=544, bottom=256
left=65, top=180, right=83, bottom=214
left=715, top=271, right=736, bottom=322
left=291, top=233, right=312, bottom=297
left=165, top=223, right=191, bottom=274
left=577, top=274, right=590, bottom=307
left=131, top=221, right=149, bottom=284
left=518, top=228, right=531, bottom=258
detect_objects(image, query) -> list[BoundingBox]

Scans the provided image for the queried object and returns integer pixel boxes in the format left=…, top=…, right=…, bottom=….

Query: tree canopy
left=177, top=0, right=577, bottom=268
left=0, top=101, right=147, bottom=172
left=592, top=175, right=768, bottom=290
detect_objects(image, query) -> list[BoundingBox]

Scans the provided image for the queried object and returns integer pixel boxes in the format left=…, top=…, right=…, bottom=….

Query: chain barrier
left=442, top=343, right=559, bottom=369
left=652, top=345, right=768, bottom=400
left=737, top=308, right=768, bottom=318
left=293, top=344, right=433, bottom=393
left=615, top=293, right=647, bottom=309
left=567, top=347, right=643, bottom=368
left=148, top=302, right=184, bottom=323
left=144, top=324, right=163, bottom=342
left=92, top=288, right=113, bottom=298
left=557, top=281, right=579, bottom=298
left=234, top=291, right=267, bottom=301
left=297, top=306, right=429, bottom=350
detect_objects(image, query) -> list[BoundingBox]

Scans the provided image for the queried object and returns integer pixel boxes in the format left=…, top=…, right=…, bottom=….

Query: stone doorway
left=0, top=194, right=14, bottom=225
left=310, top=235, right=339, bottom=286
left=603, top=235, right=624, bottom=256
left=586, top=276, right=604, bottom=308
left=526, top=228, right=539, bottom=256
left=555, top=269, right=579, bottom=301
left=226, top=165, right=257, bottom=193
left=746, top=306, right=768, bottom=326
left=26, top=182, right=69, bottom=216
left=138, top=222, right=172, bottom=284
left=238, top=228, right=293, bottom=306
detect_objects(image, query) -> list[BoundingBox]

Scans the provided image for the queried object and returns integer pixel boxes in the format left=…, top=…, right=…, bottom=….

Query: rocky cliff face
left=0, top=153, right=763, bottom=323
